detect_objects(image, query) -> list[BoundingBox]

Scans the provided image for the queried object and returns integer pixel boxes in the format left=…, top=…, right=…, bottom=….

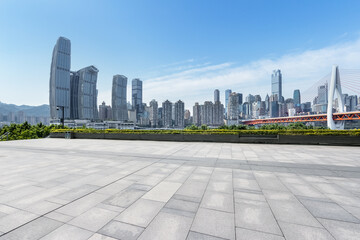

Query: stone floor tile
left=88, top=233, right=118, bottom=240
left=318, top=218, right=360, bottom=240
left=68, top=207, right=118, bottom=232
left=279, top=221, right=335, bottom=240
left=200, top=191, right=234, bottom=213
left=0, top=217, right=62, bottom=240
left=40, top=224, right=94, bottom=240
left=235, top=200, right=282, bottom=236
left=236, top=227, right=285, bottom=240
left=234, top=190, right=266, bottom=202
left=104, top=188, right=146, bottom=208
left=187, top=231, right=227, bottom=240
left=45, top=211, right=73, bottom=223
left=0, top=210, right=38, bottom=233
left=267, top=199, right=322, bottom=227
left=115, top=198, right=165, bottom=227
left=191, top=208, right=235, bottom=240
left=56, top=192, right=109, bottom=217
left=99, top=220, right=144, bottom=240
left=142, top=181, right=182, bottom=202
left=299, top=198, right=360, bottom=223
left=138, top=212, right=192, bottom=240
left=165, top=198, right=199, bottom=213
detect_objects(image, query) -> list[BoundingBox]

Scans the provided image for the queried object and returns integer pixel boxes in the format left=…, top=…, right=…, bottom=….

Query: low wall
left=49, top=132, right=360, bottom=146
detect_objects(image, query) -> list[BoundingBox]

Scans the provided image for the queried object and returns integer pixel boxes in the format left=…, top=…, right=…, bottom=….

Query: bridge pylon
left=327, top=65, right=345, bottom=130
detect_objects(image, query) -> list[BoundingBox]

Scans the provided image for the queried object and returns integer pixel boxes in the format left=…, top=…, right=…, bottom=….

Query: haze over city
left=1, top=0, right=360, bottom=108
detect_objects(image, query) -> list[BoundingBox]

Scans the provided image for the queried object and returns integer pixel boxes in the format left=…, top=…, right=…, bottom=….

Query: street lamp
left=56, top=106, right=65, bottom=127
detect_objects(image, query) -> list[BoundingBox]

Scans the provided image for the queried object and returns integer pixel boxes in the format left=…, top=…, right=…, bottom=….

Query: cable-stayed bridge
left=242, top=66, right=360, bottom=129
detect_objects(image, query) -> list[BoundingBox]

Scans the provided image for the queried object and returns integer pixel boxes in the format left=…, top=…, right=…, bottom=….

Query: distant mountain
left=0, top=102, right=49, bottom=117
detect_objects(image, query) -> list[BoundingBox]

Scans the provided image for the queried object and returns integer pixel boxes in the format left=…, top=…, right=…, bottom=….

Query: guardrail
left=0, top=132, right=9, bottom=141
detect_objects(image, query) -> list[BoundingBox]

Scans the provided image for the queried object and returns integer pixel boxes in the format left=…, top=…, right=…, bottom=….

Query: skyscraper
left=193, top=102, right=201, bottom=126
left=112, top=75, right=128, bottom=121
left=174, top=100, right=185, bottom=128
left=213, top=101, right=224, bottom=126
left=149, top=99, right=158, bottom=127
left=201, top=101, right=213, bottom=125
left=228, top=92, right=239, bottom=121
left=70, top=66, right=99, bottom=120
left=162, top=100, right=172, bottom=128
left=225, top=89, right=232, bottom=115
left=214, top=89, right=220, bottom=103
left=293, top=89, right=301, bottom=106
left=132, top=78, right=143, bottom=121
left=99, top=101, right=112, bottom=120
left=271, top=70, right=282, bottom=102
left=49, top=37, right=71, bottom=119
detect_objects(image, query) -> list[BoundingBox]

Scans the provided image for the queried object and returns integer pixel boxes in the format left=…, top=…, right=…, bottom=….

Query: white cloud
left=97, top=37, right=360, bottom=111
left=141, top=38, right=360, bottom=110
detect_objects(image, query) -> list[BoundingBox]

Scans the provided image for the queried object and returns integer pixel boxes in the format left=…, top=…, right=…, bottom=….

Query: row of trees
left=0, top=122, right=64, bottom=141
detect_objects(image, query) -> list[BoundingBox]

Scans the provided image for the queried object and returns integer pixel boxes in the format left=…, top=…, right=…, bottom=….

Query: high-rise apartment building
left=132, top=78, right=143, bottom=121
left=149, top=99, right=158, bottom=128
left=70, top=66, right=99, bottom=120
left=112, top=75, right=128, bottom=121
left=271, top=69, right=282, bottom=103
left=213, top=101, right=224, bottom=125
left=193, top=102, right=201, bottom=126
left=99, top=101, right=112, bottom=120
left=201, top=101, right=213, bottom=125
left=49, top=37, right=71, bottom=119
left=162, top=100, right=172, bottom=128
left=228, top=92, right=239, bottom=121
left=214, top=89, right=220, bottom=103
left=225, top=89, right=232, bottom=115
left=174, top=100, right=185, bottom=128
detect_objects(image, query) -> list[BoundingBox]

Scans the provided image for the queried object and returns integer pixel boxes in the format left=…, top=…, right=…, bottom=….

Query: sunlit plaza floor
left=0, top=139, right=360, bottom=240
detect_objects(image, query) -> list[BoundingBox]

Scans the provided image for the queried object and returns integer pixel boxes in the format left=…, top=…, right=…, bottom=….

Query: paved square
left=0, top=138, right=360, bottom=240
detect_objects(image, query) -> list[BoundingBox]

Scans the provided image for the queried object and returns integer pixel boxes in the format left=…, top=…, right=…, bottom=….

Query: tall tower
left=149, top=99, right=158, bottom=128
left=132, top=78, right=143, bottom=121
left=49, top=37, right=71, bottom=119
left=214, top=89, right=220, bottom=103
left=271, top=70, right=282, bottom=102
left=225, top=89, right=232, bottom=115
left=112, top=75, right=128, bottom=121
left=293, top=89, right=301, bottom=106
left=174, top=100, right=185, bottom=128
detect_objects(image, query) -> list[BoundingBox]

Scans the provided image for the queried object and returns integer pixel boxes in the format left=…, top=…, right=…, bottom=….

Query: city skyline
left=1, top=1, right=360, bottom=109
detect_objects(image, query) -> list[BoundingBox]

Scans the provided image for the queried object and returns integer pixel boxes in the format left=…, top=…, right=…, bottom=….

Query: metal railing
left=0, top=132, right=9, bottom=141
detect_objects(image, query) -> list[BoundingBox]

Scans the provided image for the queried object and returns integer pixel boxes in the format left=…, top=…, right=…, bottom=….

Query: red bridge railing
left=241, top=111, right=360, bottom=125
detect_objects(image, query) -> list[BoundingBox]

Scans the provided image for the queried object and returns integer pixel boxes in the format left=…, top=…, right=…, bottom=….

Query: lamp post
left=56, top=106, right=65, bottom=127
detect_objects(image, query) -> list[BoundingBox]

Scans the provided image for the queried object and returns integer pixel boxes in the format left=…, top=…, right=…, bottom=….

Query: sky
left=1, top=0, right=360, bottom=110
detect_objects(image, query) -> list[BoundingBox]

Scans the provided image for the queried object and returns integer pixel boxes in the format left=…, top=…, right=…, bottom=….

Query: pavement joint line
left=276, top=174, right=338, bottom=239
left=185, top=160, right=217, bottom=239
left=135, top=163, right=198, bottom=238
left=0, top=147, right=185, bottom=238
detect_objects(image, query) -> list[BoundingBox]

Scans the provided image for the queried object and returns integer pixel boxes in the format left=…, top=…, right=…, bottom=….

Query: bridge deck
left=242, top=111, right=360, bottom=125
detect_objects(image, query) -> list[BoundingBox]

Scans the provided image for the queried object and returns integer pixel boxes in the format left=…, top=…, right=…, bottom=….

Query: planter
left=49, top=132, right=360, bottom=146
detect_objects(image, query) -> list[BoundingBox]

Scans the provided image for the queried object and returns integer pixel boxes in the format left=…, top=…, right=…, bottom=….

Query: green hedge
left=51, top=128, right=360, bottom=136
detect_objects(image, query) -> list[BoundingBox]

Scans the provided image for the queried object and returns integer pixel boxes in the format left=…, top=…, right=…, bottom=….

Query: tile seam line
left=275, top=174, right=338, bottom=240
left=0, top=149, right=180, bottom=238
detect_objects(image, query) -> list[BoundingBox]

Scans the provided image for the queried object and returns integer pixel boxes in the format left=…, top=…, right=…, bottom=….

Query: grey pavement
left=0, top=139, right=360, bottom=240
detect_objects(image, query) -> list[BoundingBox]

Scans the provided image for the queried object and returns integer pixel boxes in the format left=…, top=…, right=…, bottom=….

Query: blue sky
left=1, top=0, right=360, bottom=108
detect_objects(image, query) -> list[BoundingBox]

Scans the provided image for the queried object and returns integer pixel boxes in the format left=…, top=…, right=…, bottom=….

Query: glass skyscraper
left=49, top=37, right=71, bottom=119
left=225, top=89, right=232, bottom=115
left=112, top=75, right=128, bottom=121
left=132, top=78, right=143, bottom=121
left=293, top=89, right=301, bottom=105
left=214, top=89, right=220, bottom=103
left=271, top=69, right=282, bottom=102
left=70, top=66, right=99, bottom=120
